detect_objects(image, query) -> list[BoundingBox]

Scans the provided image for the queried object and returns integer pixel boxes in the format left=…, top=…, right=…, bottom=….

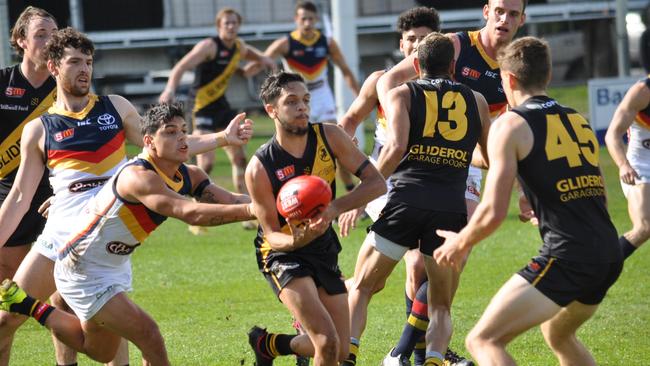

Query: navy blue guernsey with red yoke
left=284, top=30, right=330, bottom=86
left=512, top=96, right=620, bottom=263
left=0, top=65, right=56, bottom=187
left=454, top=31, right=507, bottom=118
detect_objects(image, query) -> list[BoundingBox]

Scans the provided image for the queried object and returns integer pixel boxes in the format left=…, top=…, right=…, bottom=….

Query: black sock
left=56, top=363, right=78, bottom=366
left=392, top=281, right=428, bottom=358
left=262, top=333, right=296, bottom=357
left=619, top=236, right=638, bottom=259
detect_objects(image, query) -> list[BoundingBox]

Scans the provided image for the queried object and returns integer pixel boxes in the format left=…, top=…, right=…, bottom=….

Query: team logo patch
left=106, top=241, right=140, bottom=255
left=461, top=67, right=481, bottom=80
left=5, top=87, right=25, bottom=97
left=293, top=50, right=305, bottom=57
left=97, top=113, right=116, bottom=126
left=643, top=139, right=650, bottom=149
left=318, top=146, right=331, bottom=162
left=315, top=47, right=327, bottom=58
left=219, top=50, right=230, bottom=57
left=68, top=177, right=109, bottom=193
left=53, top=128, right=74, bottom=142
left=275, top=165, right=296, bottom=181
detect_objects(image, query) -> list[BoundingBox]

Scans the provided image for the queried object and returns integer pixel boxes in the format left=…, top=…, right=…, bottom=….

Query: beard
left=278, top=116, right=309, bottom=136
left=61, top=77, right=90, bottom=97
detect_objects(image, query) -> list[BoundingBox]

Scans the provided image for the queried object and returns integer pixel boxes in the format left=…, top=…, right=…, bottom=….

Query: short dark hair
left=397, top=7, right=441, bottom=34
left=497, top=36, right=550, bottom=91
left=417, top=33, right=454, bottom=77
left=487, top=0, right=527, bottom=13
left=45, top=27, right=94, bottom=66
left=260, top=72, right=305, bottom=105
left=10, top=6, right=57, bottom=56
left=142, top=103, right=185, bottom=136
left=295, top=1, right=318, bottom=14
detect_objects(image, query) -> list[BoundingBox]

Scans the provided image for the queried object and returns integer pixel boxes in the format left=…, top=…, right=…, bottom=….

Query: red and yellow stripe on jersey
left=284, top=30, right=329, bottom=82
left=42, top=94, right=127, bottom=198
left=635, top=77, right=650, bottom=129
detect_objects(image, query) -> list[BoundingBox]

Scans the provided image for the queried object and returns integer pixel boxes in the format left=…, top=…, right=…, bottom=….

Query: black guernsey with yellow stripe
left=634, top=76, right=650, bottom=128
left=513, top=96, right=620, bottom=263
left=0, top=64, right=56, bottom=186
left=454, top=31, right=507, bottom=117
left=390, top=78, right=480, bottom=215
left=285, top=30, right=329, bottom=82
left=191, top=36, right=241, bottom=117
left=253, top=124, right=339, bottom=272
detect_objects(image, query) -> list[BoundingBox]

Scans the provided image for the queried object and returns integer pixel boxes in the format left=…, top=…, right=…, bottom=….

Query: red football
left=276, top=175, right=332, bottom=220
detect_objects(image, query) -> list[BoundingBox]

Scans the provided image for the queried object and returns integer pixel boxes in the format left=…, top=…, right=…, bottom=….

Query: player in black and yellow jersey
left=249, top=1, right=359, bottom=125
left=346, top=33, right=490, bottom=366
left=435, top=37, right=623, bottom=366
left=159, top=8, right=274, bottom=204
left=245, top=72, right=385, bottom=366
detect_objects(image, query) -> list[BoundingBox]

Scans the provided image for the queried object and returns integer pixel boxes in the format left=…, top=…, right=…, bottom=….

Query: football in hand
left=276, top=175, right=332, bottom=220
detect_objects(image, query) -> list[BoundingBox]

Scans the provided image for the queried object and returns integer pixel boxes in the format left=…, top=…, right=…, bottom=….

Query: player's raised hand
left=158, top=88, right=175, bottom=104
left=433, top=229, right=469, bottom=271
left=338, top=206, right=364, bottom=237
left=223, top=112, right=253, bottom=146
left=620, top=161, right=641, bottom=185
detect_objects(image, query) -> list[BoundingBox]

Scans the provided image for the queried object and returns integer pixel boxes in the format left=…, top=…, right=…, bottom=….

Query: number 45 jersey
left=512, top=96, right=620, bottom=263
left=390, top=78, right=481, bottom=215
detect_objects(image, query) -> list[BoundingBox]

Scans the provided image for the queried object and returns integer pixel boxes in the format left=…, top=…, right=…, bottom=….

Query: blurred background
left=1, top=0, right=648, bottom=117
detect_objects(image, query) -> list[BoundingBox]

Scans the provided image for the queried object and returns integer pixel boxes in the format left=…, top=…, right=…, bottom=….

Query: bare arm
left=190, top=165, right=251, bottom=205
left=118, top=165, right=253, bottom=227
left=110, top=94, right=144, bottom=148
left=339, top=70, right=384, bottom=136
left=240, top=39, right=276, bottom=70
left=0, top=120, right=46, bottom=246
left=328, top=39, right=360, bottom=95
left=376, top=53, right=418, bottom=109
left=376, top=85, right=411, bottom=178
left=243, top=37, right=288, bottom=78
left=434, top=112, right=532, bottom=269
left=473, top=91, right=492, bottom=169
left=159, top=38, right=215, bottom=104
left=605, top=81, right=650, bottom=185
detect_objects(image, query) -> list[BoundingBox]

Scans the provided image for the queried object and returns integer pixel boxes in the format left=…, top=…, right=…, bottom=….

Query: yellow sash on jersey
left=311, top=125, right=336, bottom=185
left=193, top=40, right=241, bottom=113
left=0, top=89, right=56, bottom=179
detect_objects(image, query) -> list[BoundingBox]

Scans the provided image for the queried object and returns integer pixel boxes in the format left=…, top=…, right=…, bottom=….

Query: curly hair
left=142, top=102, right=186, bottom=136
left=397, top=7, right=441, bottom=34
left=45, top=27, right=94, bottom=66
left=10, top=6, right=57, bottom=56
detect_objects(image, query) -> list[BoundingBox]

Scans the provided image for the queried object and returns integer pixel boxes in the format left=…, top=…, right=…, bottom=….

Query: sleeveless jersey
left=284, top=30, right=330, bottom=87
left=253, top=124, right=339, bottom=271
left=192, top=36, right=241, bottom=116
left=40, top=95, right=127, bottom=246
left=56, top=154, right=194, bottom=272
left=627, top=76, right=650, bottom=171
left=390, top=78, right=481, bottom=214
left=454, top=31, right=507, bottom=119
left=512, top=96, right=620, bottom=263
left=0, top=64, right=56, bottom=186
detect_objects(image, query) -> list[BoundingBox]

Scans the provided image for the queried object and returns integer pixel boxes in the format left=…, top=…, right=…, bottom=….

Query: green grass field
left=10, top=85, right=650, bottom=365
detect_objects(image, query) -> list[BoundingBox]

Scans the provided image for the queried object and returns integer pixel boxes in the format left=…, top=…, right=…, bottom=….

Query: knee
left=634, top=221, right=650, bottom=242
left=541, top=324, right=575, bottom=351
left=311, top=332, right=340, bottom=361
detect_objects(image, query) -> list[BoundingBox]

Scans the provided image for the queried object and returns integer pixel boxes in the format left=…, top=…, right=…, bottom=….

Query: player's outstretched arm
left=376, top=53, right=418, bottom=109
left=434, top=112, right=530, bottom=270
left=185, top=112, right=254, bottom=154
left=189, top=165, right=251, bottom=205
left=159, top=38, right=215, bottom=104
left=328, top=39, right=360, bottom=95
left=119, top=165, right=254, bottom=227
left=242, top=37, right=288, bottom=78
left=314, top=124, right=386, bottom=233
left=605, top=81, right=650, bottom=185
left=0, top=120, right=47, bottom=247
left=240, top=39, right=276, bottom=72
left=339, top=70, right=384, bottom=136
left=245, top=156, right=324, bottom=250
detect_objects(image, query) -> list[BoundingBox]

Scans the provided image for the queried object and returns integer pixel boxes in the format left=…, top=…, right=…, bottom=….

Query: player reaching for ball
left=245, top=72, right=385, bottom=366
left=277, top=175, right=332, bottom=221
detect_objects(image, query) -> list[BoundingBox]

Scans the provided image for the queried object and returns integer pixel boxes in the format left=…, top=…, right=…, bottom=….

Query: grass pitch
left=10, top=85, right=650, bottom=365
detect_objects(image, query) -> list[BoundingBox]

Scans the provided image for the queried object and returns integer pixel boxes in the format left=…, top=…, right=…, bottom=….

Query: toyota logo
left=97, top=113, right=116, bottom=126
